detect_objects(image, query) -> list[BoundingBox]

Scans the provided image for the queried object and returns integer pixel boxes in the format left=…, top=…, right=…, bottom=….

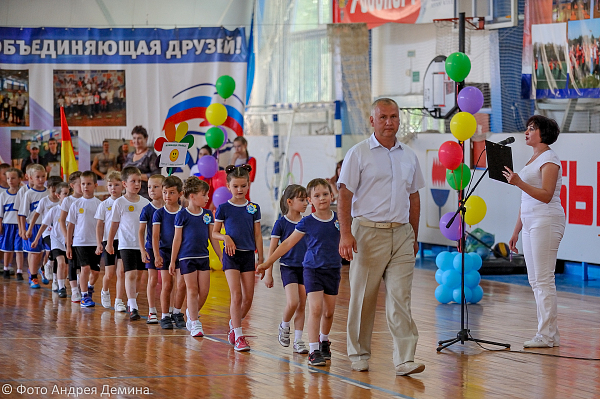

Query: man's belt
left=358, top=220, right=404, bottom=229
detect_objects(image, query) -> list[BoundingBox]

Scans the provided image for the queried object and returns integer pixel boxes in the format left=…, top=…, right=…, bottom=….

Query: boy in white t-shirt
left=18, top=164, right=48, bottom=289
left=66, top=171, right=102, bottom=308
left=107, top=167, right=150, bottom=321
left=59, top=171, right=84, bottom=302
left=0, top=168, right=25, bottom=280
left=94, top=171, right=125, bottom=310
left=32, top=183, right=70, bottom=298
left=27, top=176, right=62, bottom=289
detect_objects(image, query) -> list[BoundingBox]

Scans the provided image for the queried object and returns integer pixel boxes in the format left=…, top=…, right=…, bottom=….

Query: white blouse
left=519, top=149, right=564, bottom=218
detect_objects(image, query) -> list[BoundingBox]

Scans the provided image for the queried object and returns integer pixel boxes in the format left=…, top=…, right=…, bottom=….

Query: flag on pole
left=60, top=107, right=78, bottom=180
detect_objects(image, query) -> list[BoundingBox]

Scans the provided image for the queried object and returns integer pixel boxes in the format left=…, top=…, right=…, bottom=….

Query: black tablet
left=485, top=140, right=513, bottom=184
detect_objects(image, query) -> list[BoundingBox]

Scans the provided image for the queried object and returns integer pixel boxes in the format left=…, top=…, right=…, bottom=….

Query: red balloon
left=438, top=141, right=463, bottom=171
left=212, top=170, right=227, bottom=189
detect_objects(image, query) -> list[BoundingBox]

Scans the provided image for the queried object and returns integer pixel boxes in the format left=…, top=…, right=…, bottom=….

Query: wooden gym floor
left=1, top=257, right=600, bottom=398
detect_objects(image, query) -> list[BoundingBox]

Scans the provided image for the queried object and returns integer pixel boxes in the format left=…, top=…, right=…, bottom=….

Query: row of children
left=0, top=161, right=344, bottom=367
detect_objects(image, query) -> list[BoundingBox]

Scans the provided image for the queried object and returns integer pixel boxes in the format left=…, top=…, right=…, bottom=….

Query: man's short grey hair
left=371, top=98, right=399, bottom=116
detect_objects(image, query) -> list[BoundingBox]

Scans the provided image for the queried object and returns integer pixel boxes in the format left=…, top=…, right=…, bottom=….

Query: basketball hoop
left=433, top=17, right=485, bottom=31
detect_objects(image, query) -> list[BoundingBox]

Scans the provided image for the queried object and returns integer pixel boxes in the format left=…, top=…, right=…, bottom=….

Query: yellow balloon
left=205, top=103, right=227, bottom=126
left=464, top=195, right=487, bottom=225
left=450, top=112, right=477, bottom=142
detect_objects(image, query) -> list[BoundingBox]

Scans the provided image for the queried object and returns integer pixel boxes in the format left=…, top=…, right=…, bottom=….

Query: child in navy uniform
left=0, top=168, right=24, bottom=280
left=171, top=177, right=222, bottom=337
left=213, top=164, right=263, bottom=352
left=264, top=184, right=309, bottom=354
left=152, top=176, right=183, bottom=330
left=258, top=178, right=341, bottom=366
left=139, top=174, right=165, bottom=325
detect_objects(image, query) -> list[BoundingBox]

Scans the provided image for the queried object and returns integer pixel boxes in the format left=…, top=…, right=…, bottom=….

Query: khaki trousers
left=346, top=218, right=419, bottom=366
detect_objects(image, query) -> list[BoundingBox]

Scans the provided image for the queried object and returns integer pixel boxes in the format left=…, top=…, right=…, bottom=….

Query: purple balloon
left=197, top=155, right=218, bottom=178
left=457, top=86, right=484, bottom=114
left=219, top=126, right=231, bottom=150
left=213, top=186, right=232, bottom=207
left=439, top=212, right=463, bottom=241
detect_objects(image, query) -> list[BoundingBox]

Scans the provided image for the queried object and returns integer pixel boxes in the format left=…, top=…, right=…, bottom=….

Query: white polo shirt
left=337, top=133, right=425, bottom=224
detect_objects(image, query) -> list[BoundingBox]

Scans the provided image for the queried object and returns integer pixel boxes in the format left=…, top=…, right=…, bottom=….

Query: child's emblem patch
left=78, top=208, right=84, bottom=214
left=203, top=213, right=211, bottom=224
left=246, top=203, right=257, bottom=215
left=128, top=205, right=134, bottom=212
left=334, top=220, right=340, bottom=230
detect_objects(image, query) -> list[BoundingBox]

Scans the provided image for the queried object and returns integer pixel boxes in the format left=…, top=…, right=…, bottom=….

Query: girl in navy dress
left=171, top=177, right=222, bottom=338
left=264, top=184, right=309, bottom=354
left=213, top=164, right=263, bottom=352
left=258, top=178, right=342, bottom=367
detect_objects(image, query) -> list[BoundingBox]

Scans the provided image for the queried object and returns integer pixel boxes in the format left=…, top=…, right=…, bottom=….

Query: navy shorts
left=51, top=248, right=66, bottom=260
left=303, top=267, right=341, bottom=295
left=120, top=249, right=146, bottom=272
left=102, top=240, right=120, bottom=266
left=0, top=224, right=22, bottom=252
left=43, top=235, right=51, bottom=252
left=146, top=249, right=177, bottom=271
left=179, top=258, right=210, bottom=275
left=23, top=224, right=42, bottom=253
left=73, top=246, right=101, bottom=272
left=280, top=265, right=304, bottom=287
left=222, top=250, right=255, bottom=273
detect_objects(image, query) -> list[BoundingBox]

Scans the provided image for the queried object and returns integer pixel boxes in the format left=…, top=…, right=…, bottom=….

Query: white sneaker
left=278, top=324, right=291, bottom=347
left=71, top=289, right=82, bottom=303
left=293, top=340, right=308, bottom=354
left=51, top=279, right=59, bottom=292
left=114, top=301, right=127, bottom=312
left=524, top=335, right=553, bottom=348
left=44, top=263, right=53, bottom=280
left=190, top=320, right=204, bottom=337
left=185, top=309, right=192, bottom=331
left=101, top=291, right=111, bottom=308
left=147, top=313, right=159, bottom=324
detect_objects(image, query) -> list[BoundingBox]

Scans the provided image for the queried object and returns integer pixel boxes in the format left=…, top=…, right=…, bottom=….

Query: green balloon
left=446, top=163, right=471, bottom=190
left=205, top=127, right=225, bottom=149
left=445, top=52, right=471, bottom=83
left=179, top=134, right=195, bottom=149
left=216, top=75, right=236, bottom=99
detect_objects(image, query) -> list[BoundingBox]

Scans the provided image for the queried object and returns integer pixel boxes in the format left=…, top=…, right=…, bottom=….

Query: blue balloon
left=471, top=285, right=484, bottom=303
left=442, top=269, right=461, bottom=289
left=435, top=269, right=445, bottom=285
left=464, top=270, right=481, bottom=288
left=469, top=252, right=483, bottom=271
left=436, top=251, right=455, bottom=271
left=435, top=285, right=453, bottom=304
left=453, top=252, right=474, bottom=272
left=453, top=286, right=473, bottom=303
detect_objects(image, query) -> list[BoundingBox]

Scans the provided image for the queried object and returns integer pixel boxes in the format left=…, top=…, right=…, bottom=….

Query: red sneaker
left=228, top=328, right=236, bottom=345
left=234, top=336, right=251, bottom=352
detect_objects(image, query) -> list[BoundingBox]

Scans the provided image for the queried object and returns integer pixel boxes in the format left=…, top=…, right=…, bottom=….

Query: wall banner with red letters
left=333, top=0, right=454, bottom=28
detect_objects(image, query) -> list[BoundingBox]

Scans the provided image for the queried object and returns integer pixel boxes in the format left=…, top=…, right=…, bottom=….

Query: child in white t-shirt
left=66, top=171, right=102, bottom=308
left=32, top=183, right=70, bottom=298
left=107, top=167, right=150, bottom=321
left=94, top=171, right=125, bottom=311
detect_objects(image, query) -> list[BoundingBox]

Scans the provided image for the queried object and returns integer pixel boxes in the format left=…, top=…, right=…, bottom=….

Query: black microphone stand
left=437, top=144, right=511, bottom=352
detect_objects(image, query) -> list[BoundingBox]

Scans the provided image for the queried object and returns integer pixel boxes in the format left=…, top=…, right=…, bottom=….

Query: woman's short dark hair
left=526, top=115, right=560, bottom=145
left=131, top=125, right=148, bottom=139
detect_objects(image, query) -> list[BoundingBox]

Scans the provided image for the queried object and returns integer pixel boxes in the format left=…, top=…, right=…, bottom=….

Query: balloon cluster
left=434, top=251, right=484, bottom=304
left=194, top=75, right=239, bottom=208
left=438, top=52, right=487, bottom=238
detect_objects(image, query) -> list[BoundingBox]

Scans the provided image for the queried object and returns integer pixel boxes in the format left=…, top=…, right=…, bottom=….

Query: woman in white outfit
left=503, top=115, right=565, bottom=348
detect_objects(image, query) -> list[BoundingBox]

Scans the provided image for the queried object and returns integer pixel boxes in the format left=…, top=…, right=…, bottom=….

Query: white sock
left=115, top=298, right=123, bottom=304
left=3, top=266, right=7, bottom=271
left=295, top=330, right=303, bottom=342
left=102, top=290, right=109, bottom=294
left=162, top=313, right=170, bottom=319
left=320, top=333, right=329, bottom=342
left=53, top=273, right=57, bottom=280
left=82, top=291, right=88, bottom=297
left=309, top=342, right=319, bottom=353
left=169, top=306, right=174, bottom=313
left=173, top=308, right=181, bottom=314
left=234, top=327, right=243, bottom=340
left=149, top=307, right=157, bottom=314
left=135, top=292, right=139, bottom=299
left=128, top=298, right=138, bottom=310
left=45, top=260, right=52, bottom=267
left=17, top=269, right=22, bottom=273
left=58, top=279, right=66, bottom=289
left=88, top=284, right=94, bottom=290
left=281, top=321, right=290, bottom=329
left=229, top=319, right=233, bottom=329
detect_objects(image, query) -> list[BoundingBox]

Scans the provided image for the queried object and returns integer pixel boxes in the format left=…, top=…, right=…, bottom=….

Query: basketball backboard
left=456, top=0, right=518, bottom=29
left=423, top=55, right=456, bottom=119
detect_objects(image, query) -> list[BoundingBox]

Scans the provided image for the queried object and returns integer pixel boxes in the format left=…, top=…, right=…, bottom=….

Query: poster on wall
left=531, top=23, right=569, bottom=97
left=0, top=27, right=247, bottom=177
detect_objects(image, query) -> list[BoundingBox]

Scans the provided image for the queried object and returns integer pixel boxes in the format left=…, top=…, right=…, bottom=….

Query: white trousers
left=521, top=213, right=565, bottom=345
left=346, top=219, right=418, bottom=366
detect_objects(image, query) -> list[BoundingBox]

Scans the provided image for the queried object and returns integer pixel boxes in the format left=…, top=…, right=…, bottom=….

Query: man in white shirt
left=337, top=98, right=425, bottom=377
